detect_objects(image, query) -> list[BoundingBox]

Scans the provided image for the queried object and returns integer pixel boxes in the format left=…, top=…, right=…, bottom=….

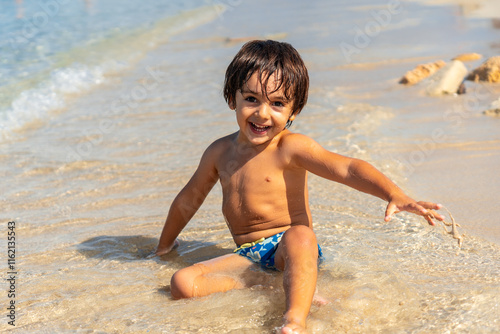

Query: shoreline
left=1, top=0, right=499, bottom=332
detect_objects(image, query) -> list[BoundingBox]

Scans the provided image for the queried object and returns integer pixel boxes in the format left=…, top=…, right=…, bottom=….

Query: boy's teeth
left=252, top=122, right=268, bottom=129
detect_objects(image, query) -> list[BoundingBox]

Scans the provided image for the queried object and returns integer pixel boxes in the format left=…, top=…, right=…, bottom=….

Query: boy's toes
left=278, top=322, right=307, bottom=334
left=312, top=293, right=330, bottom=306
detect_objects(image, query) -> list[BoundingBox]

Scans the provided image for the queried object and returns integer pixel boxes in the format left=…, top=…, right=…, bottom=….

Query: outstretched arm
left=287, top=134, right=445, bottom=224
left=345, top=159, right=444, bottom=225
left=155, top=143, right=220, bottom=256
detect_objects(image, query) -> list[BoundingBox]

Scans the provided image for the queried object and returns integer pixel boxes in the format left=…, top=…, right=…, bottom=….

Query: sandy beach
left=1, top=0, right=499, bottom=332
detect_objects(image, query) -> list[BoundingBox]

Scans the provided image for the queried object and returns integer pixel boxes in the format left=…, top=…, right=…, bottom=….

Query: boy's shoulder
left=280, top=130, right=309, bottom=141
left=209, top=132, right=237, bottom=149
left=203, top=132, right=238, bottom=156
left=274, top=131, right=321, bottom=164
left=279, top=131, right=316, bottom=151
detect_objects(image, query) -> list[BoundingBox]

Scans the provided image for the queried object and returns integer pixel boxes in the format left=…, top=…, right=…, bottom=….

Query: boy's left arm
left=287, top=134, right=445, bottom=224
left=346, top=159, right=444, bottom=225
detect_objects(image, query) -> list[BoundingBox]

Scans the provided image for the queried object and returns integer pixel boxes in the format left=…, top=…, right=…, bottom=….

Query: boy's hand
left=153, top=239, right=180, bottom=257
left=384, top=194, right=445, bottom=225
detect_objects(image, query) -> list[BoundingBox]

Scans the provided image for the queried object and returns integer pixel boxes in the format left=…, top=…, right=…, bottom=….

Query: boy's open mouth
left=250, top=122, right=271, bottom=134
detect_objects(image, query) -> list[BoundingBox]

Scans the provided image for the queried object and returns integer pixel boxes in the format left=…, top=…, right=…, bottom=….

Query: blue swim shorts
left=233, top=231, right=323, bottom=270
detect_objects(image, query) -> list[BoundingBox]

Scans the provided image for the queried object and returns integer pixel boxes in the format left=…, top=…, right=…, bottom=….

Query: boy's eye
left=273, top=101, right=284, bottom=107
left=245, top=96, right=257, bottom=103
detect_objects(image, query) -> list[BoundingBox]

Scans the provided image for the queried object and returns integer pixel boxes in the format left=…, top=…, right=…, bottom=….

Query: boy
left=154, top=40, right=444, bottom=334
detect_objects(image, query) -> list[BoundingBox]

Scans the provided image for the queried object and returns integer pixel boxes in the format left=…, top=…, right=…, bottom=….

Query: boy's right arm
left=155, top=143, right=220, bottom=256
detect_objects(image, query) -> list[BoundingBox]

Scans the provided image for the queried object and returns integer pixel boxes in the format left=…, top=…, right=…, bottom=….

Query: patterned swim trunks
left=233, top=231, right=323, bottom=270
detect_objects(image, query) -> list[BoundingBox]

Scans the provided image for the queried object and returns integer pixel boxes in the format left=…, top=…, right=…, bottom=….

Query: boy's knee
left=285, top=225, right=318, bottom=251
left=276, top=226, right=319, bottom=271
left=170, top=266, right=200, bottom=299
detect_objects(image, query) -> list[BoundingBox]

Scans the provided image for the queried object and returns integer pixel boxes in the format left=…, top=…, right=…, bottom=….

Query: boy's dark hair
left=223, top=40, right=309, bottom=128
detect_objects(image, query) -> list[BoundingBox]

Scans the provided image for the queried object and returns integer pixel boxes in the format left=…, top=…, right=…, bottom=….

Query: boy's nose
left=256, top=103, right=270, bottom=119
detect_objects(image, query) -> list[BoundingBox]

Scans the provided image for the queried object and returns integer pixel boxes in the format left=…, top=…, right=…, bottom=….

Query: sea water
left=1, top=0, right=499, bottom=333
left=0, top=0, right=216, bottom=137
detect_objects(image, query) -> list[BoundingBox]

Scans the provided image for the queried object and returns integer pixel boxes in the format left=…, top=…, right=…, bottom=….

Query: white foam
left=0, top=61, right=126, bottom=140
left=0, top=4, right=226, bottom=141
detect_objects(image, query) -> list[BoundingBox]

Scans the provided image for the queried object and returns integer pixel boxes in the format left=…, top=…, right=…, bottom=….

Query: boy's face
left=233, top=72, right=295, bottom=146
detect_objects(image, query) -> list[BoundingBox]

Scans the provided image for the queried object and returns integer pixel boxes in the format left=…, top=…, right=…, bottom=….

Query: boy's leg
left=170, top=253, right=262, bottom=299
left=274, top=225, right=319, bottom=332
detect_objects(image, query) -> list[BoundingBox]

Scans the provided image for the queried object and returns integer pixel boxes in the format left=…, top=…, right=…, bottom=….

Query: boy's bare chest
left=217, top=150, right=286, bottom=192
left=218, top=150, right=293, bottom=234
left=220, top=161, right=283, bottom=192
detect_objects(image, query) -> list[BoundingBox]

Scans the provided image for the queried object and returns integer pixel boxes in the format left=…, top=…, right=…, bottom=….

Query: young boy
left=154, top=40, right=444, bottom=334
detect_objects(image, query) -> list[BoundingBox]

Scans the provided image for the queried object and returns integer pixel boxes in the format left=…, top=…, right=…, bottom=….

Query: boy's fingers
left=417, top=201, right=442, bottom=210
left=412, top=203, right=438, bottom=225
left=385, top=200, right=443, bottom=225
left=424, top=214, right=436, bottom=226
left=384, top=203, right=397, bottom=222
left=414, top=203, right=430, bottom=217
left=416, top=201, right=445, bottom=221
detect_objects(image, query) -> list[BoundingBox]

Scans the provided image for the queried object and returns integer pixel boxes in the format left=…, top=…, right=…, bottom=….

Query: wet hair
left=223, top=40, right=309, bottom=128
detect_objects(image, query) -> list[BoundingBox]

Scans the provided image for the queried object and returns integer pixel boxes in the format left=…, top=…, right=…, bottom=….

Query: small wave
left=0, top=4, right=225, bottom=140
left=0, top=61, right=126, bottom=140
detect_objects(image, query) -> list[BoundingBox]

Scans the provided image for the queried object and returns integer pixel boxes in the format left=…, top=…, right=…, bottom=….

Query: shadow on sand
left=77, top=235, right=232, bottom=265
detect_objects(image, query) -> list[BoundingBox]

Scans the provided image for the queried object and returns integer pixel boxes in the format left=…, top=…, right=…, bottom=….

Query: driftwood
left=399, top=60, right=446, bottom=85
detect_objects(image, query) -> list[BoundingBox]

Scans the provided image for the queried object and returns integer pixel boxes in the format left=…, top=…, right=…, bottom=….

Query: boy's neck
left=235, top=129, right=290, bottom=153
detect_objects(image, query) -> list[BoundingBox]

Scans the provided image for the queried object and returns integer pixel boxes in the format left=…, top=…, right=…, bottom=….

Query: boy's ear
left=289, top=114, right=296, bottom=121
left=228, top=97, right=236, bottom=110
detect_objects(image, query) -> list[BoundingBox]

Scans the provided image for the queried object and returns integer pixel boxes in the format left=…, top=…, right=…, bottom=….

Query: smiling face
left=233, top=72, right=296, bottom=146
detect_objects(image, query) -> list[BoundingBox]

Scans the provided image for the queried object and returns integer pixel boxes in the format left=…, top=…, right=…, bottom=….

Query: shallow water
left=1, top=0, right=500, bottom=333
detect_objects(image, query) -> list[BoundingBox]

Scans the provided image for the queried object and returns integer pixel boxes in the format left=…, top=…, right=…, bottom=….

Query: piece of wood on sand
left=399, top=60, right=446, bottom=85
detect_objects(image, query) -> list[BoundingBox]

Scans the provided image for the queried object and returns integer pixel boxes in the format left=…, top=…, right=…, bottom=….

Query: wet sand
left=1, top=0, right=500, bottom=332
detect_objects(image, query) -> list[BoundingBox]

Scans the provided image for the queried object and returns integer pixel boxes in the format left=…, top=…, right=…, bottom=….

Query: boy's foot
left=312, top=293, right=329, bottom=306
left=278, top=321, right=307, bottom=334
